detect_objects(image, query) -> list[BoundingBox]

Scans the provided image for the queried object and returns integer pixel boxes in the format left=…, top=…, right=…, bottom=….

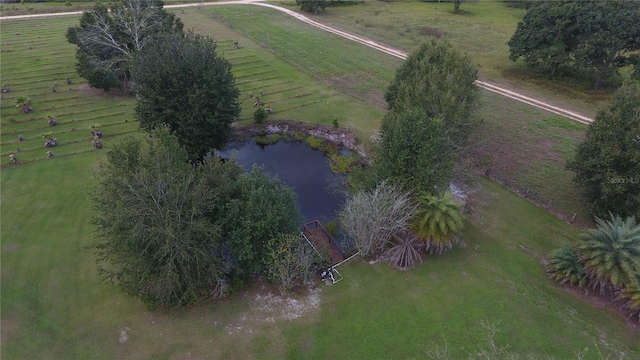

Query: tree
left=575, top=214, right=640, bottom=292
left=508, top=1, right=579, bottom=76
left=254, top=106, right=268, bottom=124
left=47, top=115, right=57, bottom=126
left=453, top=0, right=465, bottom=14
left=133, top=32, right=241, bottom=160
left=547, top=243, right=588, bottom=288
left=43, top=133, right=57, bottom=148
left=567, top=82, right=640, bottom=218
left=376, top=108, right=453, bottom=194
left=508, top=1, right=640, bottom=89
left=91, top=127, right=242, bottom=308
left=222, top=166, right=304, bottom=277
left=384, top=40, right=480, bottom=151
left=15, top=96, right=32, bottom=113
left=382, top=232, right=424, bottom=270
left=66, top=0, right=183, bottom=91
left=572, top=1, right=640, bottom=90
left=411, top=191, right=464, bottom=255
left=296, top=0, right=326, bottom=14
left=265, top=233, right=317, bottom=291
left=339, top=181, right=417, bottom=258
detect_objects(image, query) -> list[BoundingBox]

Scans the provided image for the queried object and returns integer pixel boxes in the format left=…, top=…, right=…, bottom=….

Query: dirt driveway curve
left=1, top=0, right=593, bottom=124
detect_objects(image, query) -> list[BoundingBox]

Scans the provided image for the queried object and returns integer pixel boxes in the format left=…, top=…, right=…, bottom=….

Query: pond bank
left=231, top=120, right=367, bottom=158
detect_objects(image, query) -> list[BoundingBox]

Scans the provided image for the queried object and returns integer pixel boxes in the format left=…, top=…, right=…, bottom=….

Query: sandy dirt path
left=1, top=0, right=594, bottom=124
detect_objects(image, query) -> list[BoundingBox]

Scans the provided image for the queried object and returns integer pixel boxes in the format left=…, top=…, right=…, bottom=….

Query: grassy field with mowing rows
left=194, top=3, right=592, bottom=223
left=2, top=4, right=639, bottom=359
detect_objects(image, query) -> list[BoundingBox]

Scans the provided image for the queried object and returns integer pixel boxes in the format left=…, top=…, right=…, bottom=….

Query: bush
left=254, top=134, right=280, bottom=147
left=382, top=232, right=424, bottom=270
left=339, top=181, right=417, bottom=258
left=305, top=135, right=323, bottom=149
left=547, top=243, right=588, bottom=288
left=254, top=106, right=268, bottom=124
left=265, top=233, right=318, bottom=291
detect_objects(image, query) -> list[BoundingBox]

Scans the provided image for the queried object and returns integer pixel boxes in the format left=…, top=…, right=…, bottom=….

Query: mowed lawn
left=191, top=4, right=593, bottom=225
left=1, top=5, right=639, bottom=360
left=3, top=156, right=639, bottom=359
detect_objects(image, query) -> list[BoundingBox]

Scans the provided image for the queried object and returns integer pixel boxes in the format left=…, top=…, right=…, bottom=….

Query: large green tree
left=222, top=166, right=304, bottom=277
left=133, top=32, right=240, bottom=160
left=508, top=1, right=640, bottom=89
left=91, top=127, right=242, bottom=309
left=567, top=82, right=640, bottom=218
left=384, top=40, right=480, bottom=151
left=66, top=0, right=183, bottom=91
left=508, top=1, right=579, bottom=76
left=377, top=108, right=453, bottom=194
left=573, top=1, right=640, bottom=89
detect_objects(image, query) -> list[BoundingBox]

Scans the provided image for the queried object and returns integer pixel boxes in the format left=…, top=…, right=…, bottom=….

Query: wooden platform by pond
left=303, top=220, right=346, bottom=265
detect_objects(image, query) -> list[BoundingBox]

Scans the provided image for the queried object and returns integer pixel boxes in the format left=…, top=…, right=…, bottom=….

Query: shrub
left=305, top=135, right=323, bottom=150
left=254, top=134, right=280, bottom=147
left=254, top=106, right=268, bottom=124
left=329, top=153, right=354, bottom=173
left=339, top=181, right=417, bottom=258
left=265, top=233, right=317, bottom=291
left=547, top=243, right=588, bottom=288
left=383, top=232, right=424, bottom=270
left=618, top=282, right=640, bottom=322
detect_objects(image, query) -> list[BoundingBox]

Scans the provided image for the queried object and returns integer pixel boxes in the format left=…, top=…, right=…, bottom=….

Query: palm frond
left=576, top=214, right=640, bottom=291
left=547, top=244, right=588, bottom=288
left=411, top=191, right=464, bottom=255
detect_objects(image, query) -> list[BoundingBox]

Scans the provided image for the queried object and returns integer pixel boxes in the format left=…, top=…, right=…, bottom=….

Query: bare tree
left=66, top=0, right=183, bottom=90
left=265, top=233, right=318, bottom=291
left=339, top=181, right=417, bottom=258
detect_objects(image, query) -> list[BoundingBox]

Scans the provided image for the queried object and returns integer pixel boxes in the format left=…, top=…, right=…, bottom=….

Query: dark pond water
left=221, top=139, right=347, bottom=222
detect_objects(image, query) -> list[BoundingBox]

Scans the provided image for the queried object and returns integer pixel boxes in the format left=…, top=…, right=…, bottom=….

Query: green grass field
left=195, top=4, right=593, bottom=223
left=311, top=0, right=616, bottom=114
left=3, top=157, right=639, bottom=358
left=2, top=4, right=639, bottom=359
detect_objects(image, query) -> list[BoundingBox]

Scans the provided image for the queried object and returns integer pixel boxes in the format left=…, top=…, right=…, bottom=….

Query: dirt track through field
left=1, top=0, right=594, bottom=124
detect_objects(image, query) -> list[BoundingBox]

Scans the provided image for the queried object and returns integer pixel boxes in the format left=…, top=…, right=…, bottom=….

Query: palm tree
left=15, top=96, right=33, bottom=113
left=411, top=191, right=464, bottom=255
left=383, top=232, right=425, bottom=270
left=47, top=115, right=57, bottom=126
left=618, top=281, right=640, bottom=322
left=576, top=214, right=640, bottom=292
left=547, top=243, right=588, bottom=288
left=90, top=123, right=102, bottom=138
left=43, top=133, right=57, bottom=147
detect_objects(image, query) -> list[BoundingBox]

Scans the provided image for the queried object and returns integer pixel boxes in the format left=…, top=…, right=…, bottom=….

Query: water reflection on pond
left=221, top=139, right=347, bottom=222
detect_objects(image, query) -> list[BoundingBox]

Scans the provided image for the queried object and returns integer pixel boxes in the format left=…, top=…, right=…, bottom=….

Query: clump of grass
left=254, top=134, right=280, bottom=146
left=305, top=135, right=323, bottom=149
left=329, top=153, right=355, bottom=173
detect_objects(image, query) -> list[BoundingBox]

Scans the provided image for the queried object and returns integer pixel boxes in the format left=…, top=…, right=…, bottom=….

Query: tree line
left=68, top=0, right=313, bottom=309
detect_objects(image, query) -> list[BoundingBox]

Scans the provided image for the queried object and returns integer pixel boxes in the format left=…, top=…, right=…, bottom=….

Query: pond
left=222, top=139, right=347, bottom=222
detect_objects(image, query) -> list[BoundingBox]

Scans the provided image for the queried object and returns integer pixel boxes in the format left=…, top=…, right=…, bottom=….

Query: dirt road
left=1, top=0, right=594, bottom=124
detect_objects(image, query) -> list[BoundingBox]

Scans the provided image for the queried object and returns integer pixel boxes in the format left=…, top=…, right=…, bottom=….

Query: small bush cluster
left=547, top=214, right=640, bottom=321
left=339, top=181, right=466, bottom=270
